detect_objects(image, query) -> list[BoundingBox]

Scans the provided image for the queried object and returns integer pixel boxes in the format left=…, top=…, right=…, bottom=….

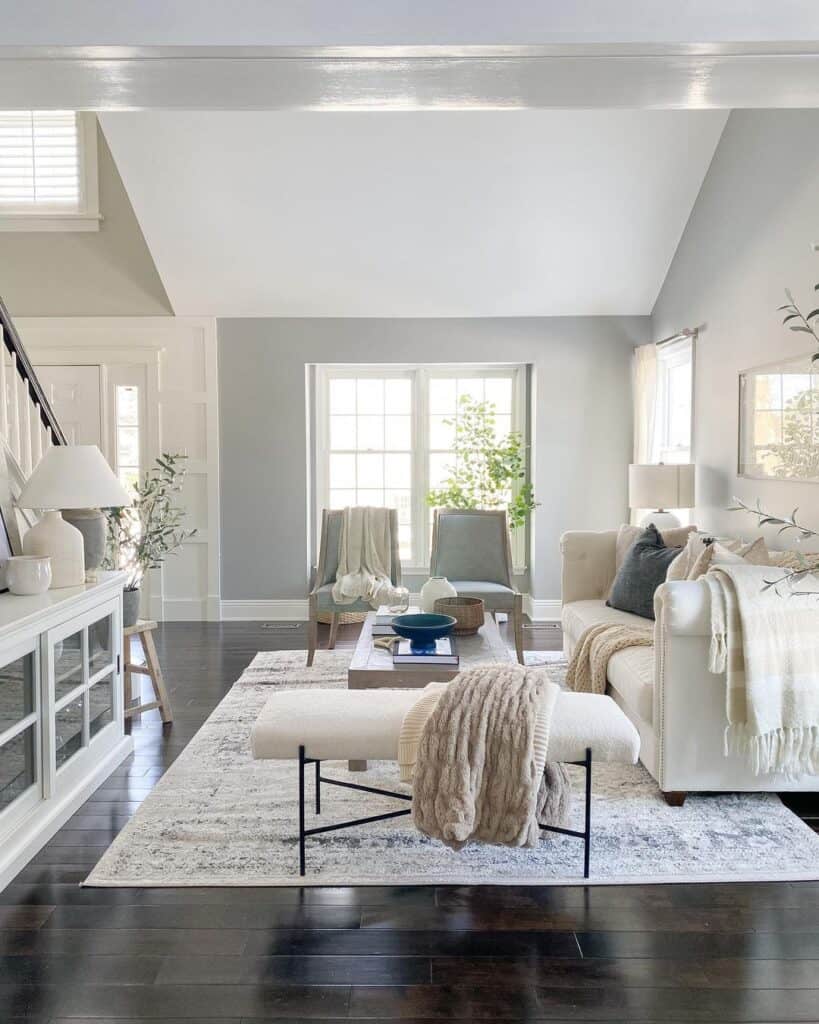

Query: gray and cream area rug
left=85, top=650, right=819, bottom=887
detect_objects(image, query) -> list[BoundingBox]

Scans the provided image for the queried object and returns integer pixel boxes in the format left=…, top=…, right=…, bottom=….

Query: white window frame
left=0, top=112, right=101, bottom=233
left=653, top=338, right=693, bottom=465
left=315, top=363, right=528, bottom=572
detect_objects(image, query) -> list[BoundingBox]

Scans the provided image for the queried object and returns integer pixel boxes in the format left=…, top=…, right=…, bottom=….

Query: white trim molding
left=525, top=596, right=562, bottom=622
left=221, top=599, right=310, bottom=622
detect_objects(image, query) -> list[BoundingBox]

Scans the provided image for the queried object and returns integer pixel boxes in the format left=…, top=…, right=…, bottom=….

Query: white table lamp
left=628, top=463, right=695, bottom=530
left=17, top=446, right=132, bottom=588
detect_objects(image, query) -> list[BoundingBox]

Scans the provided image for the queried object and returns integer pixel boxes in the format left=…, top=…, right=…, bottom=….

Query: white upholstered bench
left=252, top=688, right=639, bottom=878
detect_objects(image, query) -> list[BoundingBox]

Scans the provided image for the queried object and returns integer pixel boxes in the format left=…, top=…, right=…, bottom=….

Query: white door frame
left=16, top=317, right=220, bottom=621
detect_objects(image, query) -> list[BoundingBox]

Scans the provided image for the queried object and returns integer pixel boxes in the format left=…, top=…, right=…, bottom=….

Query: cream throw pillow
left=685, top=536, right=770, bottom=580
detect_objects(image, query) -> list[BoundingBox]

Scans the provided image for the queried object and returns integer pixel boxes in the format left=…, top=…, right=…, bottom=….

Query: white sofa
left=561, top=530, right=819, bottom=803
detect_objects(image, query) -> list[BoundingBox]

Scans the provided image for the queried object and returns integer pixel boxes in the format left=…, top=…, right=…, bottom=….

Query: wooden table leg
left=142, top=628, right=174, bottom=725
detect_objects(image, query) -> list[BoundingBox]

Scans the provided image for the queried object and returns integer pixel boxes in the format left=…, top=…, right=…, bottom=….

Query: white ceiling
left=6, top=1, right=819, bottom=46
left=100, top=109, right=727, bottom=318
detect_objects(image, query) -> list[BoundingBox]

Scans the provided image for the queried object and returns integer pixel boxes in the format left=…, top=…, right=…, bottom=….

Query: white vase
left=420, top=576, right=457, bottom=613
left=22, top=510, right=85, bottom=589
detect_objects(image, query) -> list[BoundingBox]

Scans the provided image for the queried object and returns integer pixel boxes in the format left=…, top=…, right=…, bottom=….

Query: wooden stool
left=123, top=620, right=173, bottom=731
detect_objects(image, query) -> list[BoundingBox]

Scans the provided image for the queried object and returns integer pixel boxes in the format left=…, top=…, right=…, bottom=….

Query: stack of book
left=371, top=605, right=420, bottom=636
left=393, top=637, right=459, bottom=666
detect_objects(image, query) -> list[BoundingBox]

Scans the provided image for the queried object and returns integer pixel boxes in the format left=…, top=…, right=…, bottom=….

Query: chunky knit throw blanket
left=409, top=665, right=571, bottom=850
left=566, top=623, right=653, bottom=695
left=705, top=564, right=819, bottom=776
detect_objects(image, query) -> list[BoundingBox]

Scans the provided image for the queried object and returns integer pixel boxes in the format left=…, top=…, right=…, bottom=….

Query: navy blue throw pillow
left=606, top=524, right=682, bottom=620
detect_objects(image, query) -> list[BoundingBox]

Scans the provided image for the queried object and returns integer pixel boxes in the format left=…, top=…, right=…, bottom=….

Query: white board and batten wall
left=16, top=317, right=220, bottom=622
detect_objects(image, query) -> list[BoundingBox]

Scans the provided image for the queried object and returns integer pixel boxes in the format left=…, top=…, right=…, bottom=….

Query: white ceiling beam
left=2, top=46, right=819, bottom=111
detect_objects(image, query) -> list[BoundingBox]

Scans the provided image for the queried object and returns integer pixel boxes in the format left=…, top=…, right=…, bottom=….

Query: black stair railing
left=0, top=293, right=67, bottom=447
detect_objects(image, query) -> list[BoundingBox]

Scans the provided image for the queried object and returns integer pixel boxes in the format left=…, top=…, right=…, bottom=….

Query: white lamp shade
left=17, top=445, right=132, bottom=510
left=629, top=463, right=695, bottom=510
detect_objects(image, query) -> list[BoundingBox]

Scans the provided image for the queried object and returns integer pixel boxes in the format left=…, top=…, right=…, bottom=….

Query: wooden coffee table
left=347, top=610, right=513, bottom=769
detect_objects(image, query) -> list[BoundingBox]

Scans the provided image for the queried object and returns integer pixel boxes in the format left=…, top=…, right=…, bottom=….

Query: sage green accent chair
left=307, top=508, right=402, bottom=666
left=430, top=508, right=524, bottom=664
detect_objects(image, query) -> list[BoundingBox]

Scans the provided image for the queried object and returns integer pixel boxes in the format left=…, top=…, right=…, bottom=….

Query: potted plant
left=103, top=453, right=196, bottom=626
left=426, top=395, right=537, bottom=528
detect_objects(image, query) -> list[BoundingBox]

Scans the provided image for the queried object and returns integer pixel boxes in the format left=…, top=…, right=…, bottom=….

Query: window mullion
left=414, top=368, right=429, bottom=571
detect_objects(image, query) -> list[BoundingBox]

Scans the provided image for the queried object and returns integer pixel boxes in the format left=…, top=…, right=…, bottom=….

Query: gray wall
left=0, top=122, right=172, bottom=317
left=652, top=109, right=819, bottom=543
left=218, top=316, right=648, bottom=601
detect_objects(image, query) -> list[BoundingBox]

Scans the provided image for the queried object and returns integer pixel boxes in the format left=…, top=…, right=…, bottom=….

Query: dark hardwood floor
left=1, top=618, right=818, bottom=1023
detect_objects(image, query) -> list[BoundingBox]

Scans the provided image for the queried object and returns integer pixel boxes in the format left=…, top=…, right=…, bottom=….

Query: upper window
left=653, top=337, right=693, bottom=464
left=0, top=112, right=100, bottom=232
left=316, top=364, right=527, bottom=570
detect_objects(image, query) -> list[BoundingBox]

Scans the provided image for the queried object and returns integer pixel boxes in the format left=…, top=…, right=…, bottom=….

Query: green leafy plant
left=426, top=395, right=536, bottom=529
left=102, top=453, right=196, bottom=591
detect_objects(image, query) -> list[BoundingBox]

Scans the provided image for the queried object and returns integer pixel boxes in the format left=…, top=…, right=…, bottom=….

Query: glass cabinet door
left=48, top=604, right=119, bottom=780
left=0, top=641, right=39, bottom=824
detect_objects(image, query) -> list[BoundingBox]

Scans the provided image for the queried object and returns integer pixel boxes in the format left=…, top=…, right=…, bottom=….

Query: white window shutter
left=0, top=111, right=80, bottom=209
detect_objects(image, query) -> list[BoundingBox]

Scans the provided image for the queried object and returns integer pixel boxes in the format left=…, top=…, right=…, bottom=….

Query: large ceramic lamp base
left=22, top=510, right=86, bottom=589
left=639, top=510, right=682, bottom=531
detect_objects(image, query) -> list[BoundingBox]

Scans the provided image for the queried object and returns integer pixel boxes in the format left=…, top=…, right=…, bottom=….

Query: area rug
left=84, top=650, right=819, bottom=887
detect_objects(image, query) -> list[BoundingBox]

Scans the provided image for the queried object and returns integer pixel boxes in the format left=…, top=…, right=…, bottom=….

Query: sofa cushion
left=607, top=525, right=682, bottom=620
left=562, top=599, right=652, bottom=647
left=606, top=645, right=655, bottom=724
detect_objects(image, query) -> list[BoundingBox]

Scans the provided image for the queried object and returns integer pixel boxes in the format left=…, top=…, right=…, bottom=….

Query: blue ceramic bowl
left=391, top=612, right=456, bottom=654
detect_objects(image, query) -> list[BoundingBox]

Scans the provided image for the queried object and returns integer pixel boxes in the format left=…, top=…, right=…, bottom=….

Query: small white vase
left=420, top=576, right=457, bottom=613
left=6, top=555, right=52, bottom=596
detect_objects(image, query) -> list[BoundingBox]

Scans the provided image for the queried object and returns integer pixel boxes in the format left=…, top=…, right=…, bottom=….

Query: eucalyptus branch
left=778, top=285, right=819, bottom=358
left=727, top=496, right=819, bottom=541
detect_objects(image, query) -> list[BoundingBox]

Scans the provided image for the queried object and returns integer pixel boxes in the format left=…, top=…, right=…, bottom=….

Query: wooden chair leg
left=123, top=635, right=134, bottom=735
left=141, top=629, right=173, bottom=725
left=327, top=612, right=340, bottom=650
left=306, top=598, right=318, bottom=666
left=513, top=595, right=525, bottom=665
left=663, top=791, right=687, bottom=807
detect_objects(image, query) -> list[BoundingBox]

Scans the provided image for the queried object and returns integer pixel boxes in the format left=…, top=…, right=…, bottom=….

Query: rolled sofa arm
left=560, top=530, right=618, bottom=605
left=653, top=579, right=712, bottom=637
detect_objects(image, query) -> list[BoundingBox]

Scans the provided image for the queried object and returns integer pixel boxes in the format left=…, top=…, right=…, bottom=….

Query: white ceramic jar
left=6, top=555, right=53, bottom=596
left=420, top=575, right=457, bottom=613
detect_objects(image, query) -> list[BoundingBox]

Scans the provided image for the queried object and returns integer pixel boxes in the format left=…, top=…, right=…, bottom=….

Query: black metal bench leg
left=298, top=745, right=306, bottom=877
left=583, top=746, right=592, bottom=879
left=315, top=759, right=321, bottom=815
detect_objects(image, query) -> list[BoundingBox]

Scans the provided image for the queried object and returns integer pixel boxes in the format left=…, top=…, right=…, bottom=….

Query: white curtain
left=631, top=343, right=658, bottom=524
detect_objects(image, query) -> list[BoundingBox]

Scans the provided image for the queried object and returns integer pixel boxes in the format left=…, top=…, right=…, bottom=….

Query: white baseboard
left=525, top=596, right=562, bottom=622
left=221, top=599, right=310, bottom=621
left=220, top=595, right=562, bottom=623
left=152, top=595, right=222, bottom=622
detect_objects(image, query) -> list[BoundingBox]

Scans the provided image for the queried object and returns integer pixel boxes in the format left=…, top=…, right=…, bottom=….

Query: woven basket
left=433, top=596, right=485, bottom=635
left=316, top=610, right=367, bottom=625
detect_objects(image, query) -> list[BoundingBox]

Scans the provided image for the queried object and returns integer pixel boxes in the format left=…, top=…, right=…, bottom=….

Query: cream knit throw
left=331, top=506, right=402, bottom=608
left=408, top=665, right=571, bottom=850
left=566, top=623, right=653, bottom=695
left=705, top=564, right=819, bottom=776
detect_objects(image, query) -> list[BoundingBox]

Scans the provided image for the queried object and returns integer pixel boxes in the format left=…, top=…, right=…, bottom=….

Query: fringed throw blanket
left=406, top=665, right=571, bottom=850
left=705, top=564, right=819, bottom=776
left=567, top=623, right=653, bottom=695
left=331, top=506, right=403, bottom=608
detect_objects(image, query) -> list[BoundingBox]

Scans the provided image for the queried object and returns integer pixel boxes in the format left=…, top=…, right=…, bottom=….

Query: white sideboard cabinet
left=0, top=571, right=132, bottom=889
